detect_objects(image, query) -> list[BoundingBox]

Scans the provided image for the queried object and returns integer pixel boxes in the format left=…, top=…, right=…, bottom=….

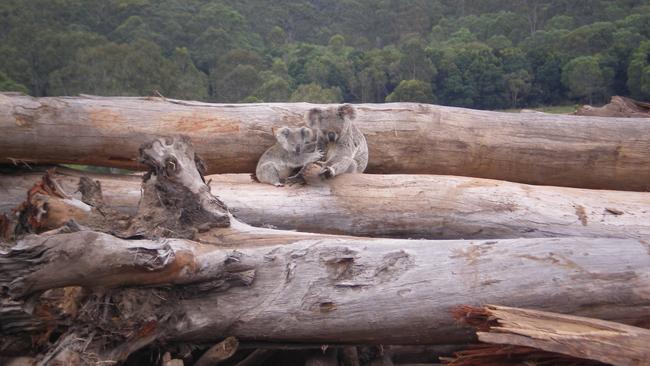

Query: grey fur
left=307, top=104, right=368, bottom=178
left=255, top=126, right=323, bottom=186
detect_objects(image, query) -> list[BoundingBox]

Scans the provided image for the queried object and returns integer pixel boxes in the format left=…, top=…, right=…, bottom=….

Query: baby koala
left=255, top=126, right=323, bottom=186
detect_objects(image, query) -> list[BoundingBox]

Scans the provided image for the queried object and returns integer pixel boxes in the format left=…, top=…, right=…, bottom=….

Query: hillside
left=1, top=0, right=649, bottom=109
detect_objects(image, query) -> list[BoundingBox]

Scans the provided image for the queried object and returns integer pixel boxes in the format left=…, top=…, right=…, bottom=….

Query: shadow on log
left=1, top=136, right=650, bottom=364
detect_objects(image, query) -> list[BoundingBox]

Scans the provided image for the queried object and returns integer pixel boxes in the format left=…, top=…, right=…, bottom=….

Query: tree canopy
left=1, top=0, right=649, bottom=108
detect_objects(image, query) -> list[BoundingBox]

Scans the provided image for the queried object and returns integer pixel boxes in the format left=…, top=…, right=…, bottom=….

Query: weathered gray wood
left=2, top=94, right=650, bottom=190
left=3, top=229, right=650, bottom=345
left=3, top=169, right=650, bottom=240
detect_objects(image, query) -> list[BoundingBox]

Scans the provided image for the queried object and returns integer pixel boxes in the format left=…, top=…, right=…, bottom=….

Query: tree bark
left=3, top=168, right=650, bottom=240
left=454, top=305, right=650, bottom=366
left=2, top=93, right=650, bottom=191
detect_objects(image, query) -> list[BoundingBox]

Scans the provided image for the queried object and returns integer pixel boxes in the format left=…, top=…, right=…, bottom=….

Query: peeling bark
left=3, top=94, right=650, bottom=190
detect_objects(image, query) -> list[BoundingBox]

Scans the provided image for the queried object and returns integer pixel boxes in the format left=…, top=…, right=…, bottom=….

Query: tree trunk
left=3, top=168, right=650, bottom=240
left=2, top=94, right=650, bottom=191
left=3, top=229, right=650, bottom=347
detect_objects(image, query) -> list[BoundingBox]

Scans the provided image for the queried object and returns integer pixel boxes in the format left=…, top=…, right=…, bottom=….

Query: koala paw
left=285, top=174, right=305, bottom=186
left=274, top=182, right=285, bottom=187
left=319, top=166, right=335, bottom=179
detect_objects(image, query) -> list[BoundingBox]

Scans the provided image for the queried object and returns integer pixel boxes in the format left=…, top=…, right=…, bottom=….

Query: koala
left=306, top=104, right=368, bottom=179
left=255, top=126, right=323, bottom=186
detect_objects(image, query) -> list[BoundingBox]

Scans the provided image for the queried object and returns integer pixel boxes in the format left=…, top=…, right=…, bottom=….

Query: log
left=453, top=305, right=650, bottom=366
left=2, top=137, right=650, bottom=363
left=194, top=337, right=239, bottom=366
left=2, top=94, right=650, bottom=191
left=575, top=96, right=650, bottom=118
left=3, top=230, right=650, bottom=346
left=2, top=168, right=650, bottom=240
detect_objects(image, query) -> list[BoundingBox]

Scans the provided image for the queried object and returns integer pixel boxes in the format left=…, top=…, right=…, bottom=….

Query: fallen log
left=2, top=93, right=650, bottom=191
left=2, top=137, right=650, bottom=364
left=3, top=228, right=650, bottom=345
left=2, top=168, right=650, bottom=240
left=576, top=96, right=650, bottom=118
left=452, top=305, right=650, bottom=366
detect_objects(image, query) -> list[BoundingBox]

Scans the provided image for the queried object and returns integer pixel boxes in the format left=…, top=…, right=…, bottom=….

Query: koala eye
left=281, top=128, right=290, bottom=137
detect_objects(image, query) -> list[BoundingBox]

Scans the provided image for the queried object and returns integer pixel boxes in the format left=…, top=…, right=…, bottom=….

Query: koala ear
left=275, top=127, right=291, bottom=139
left=307, top=108, right=321, bottom=127
left=338, top=104, right=356, bottom=120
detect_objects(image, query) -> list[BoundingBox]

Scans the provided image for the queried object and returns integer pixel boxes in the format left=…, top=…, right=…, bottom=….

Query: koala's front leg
left=256, top=162, right=284, bottom=187
left=285, top=172, right=306, bottom=186
left=306, top=149, right=325, bottom=164
left=321, top=155, right=357, bottom=179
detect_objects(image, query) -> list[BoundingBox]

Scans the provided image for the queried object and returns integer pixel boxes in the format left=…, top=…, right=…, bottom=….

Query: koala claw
left=319, top=166, right=335, bottom=179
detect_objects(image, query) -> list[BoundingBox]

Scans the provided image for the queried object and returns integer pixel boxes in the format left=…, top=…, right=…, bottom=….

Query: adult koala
left=306, top=104, right=368, bottom=179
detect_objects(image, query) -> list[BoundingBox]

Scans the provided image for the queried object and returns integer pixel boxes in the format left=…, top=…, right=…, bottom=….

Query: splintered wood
left=451, top=304, right=650, bottom=366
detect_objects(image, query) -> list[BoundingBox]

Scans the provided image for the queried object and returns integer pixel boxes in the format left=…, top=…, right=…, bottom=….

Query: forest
left=1, top=0, right=650, bottom=109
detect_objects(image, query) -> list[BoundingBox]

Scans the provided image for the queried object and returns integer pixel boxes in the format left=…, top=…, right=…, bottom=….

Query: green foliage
left=49, top=39, right=173, bottom=96
left=166, top=47, right=209, bottom=101
left=254, top=75, right=291, bottom=102
left=386, top=80, right=434, bottom=104
left=505, top=70, right=532, bottom=107
left=562, top=56, right=606, bottom=104
left=1, top=0, right=648, bottom=109
left=211, top=64, right=261, bottom=102
left=545, top=15, right=575, bottom=30
left=0, top=71, right=28, bottom=93
left=628, top=41, right=650, bottom=100
left=560, top=22, right=616, bottom=58
left=289, top=83, right=342, bottom=103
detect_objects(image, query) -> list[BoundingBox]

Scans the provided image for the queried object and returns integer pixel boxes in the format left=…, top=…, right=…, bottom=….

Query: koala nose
left=295, top=146, right=301, bottom=154
left=327, top=132, right=336, bottom=142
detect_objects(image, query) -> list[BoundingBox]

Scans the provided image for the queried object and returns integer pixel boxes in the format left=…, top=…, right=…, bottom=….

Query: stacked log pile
left=1, top=94, right=649, bottom=365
